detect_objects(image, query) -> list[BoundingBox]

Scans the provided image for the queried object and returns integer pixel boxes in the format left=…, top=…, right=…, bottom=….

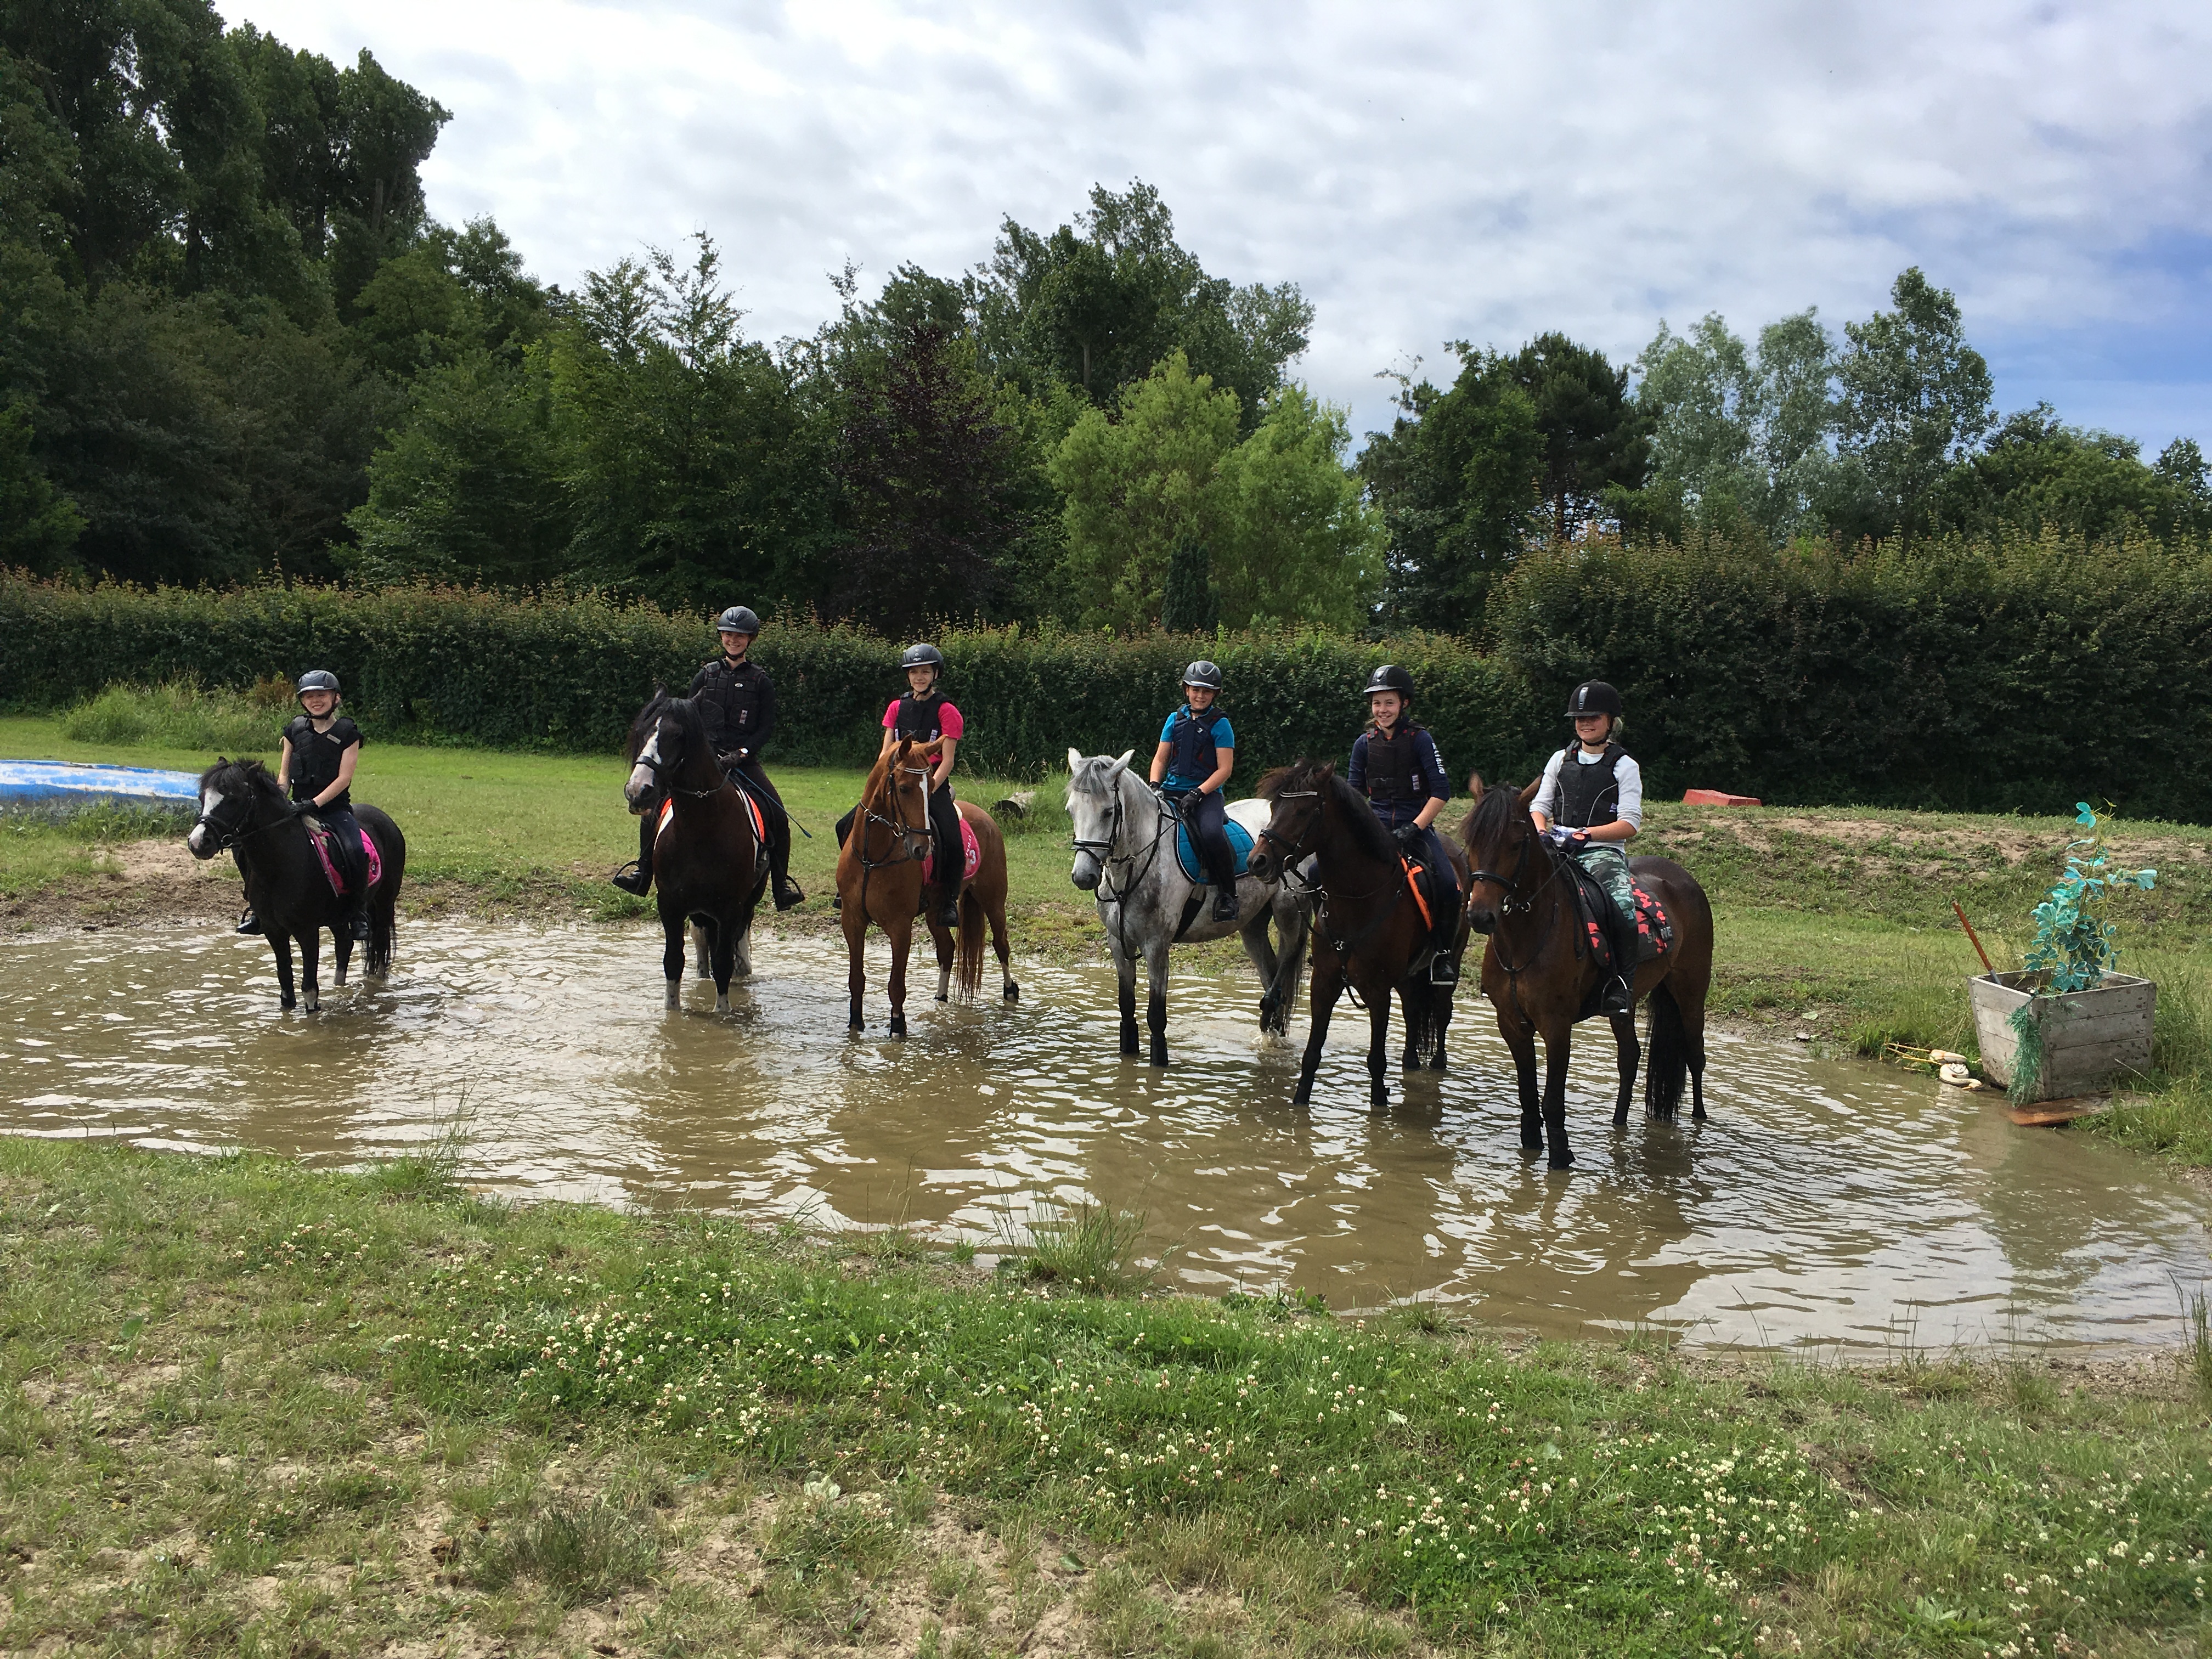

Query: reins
left=1071, top=772, right=1173, bottom=961
left=853, top=759, right=935, bottom=920
left=193, top=775, right=297, bottom=854
left=1468, top=817, right=1565, bottom=1006
left=1261, top=787, right=1407, bottom=1008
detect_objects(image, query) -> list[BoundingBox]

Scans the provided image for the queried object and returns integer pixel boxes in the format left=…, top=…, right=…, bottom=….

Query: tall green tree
left=1508, top=332, right=1649, bottom=540
left=971, top=182, right=1312, bottom=432
left=1358, top=349, right=1544, bottom=635
left=1830, top=267, right=1994, bottom=542
left=1928, top=405, right=2212, bottom=544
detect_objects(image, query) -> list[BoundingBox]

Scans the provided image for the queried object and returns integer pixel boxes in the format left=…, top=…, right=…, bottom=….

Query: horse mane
left=1068, top=754, right=1130, bottom=798
left=625, top=688, right=716, bottom=766
left=200, top=755, right=286, bottom=804
left=1257, top=757, right=1400, bottom=864
left=625, top=690, right=670, bottom=764
left=1458, top=777, right=1530, bottom=852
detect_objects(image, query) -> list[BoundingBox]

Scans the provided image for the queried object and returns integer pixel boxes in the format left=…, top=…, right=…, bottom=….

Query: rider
left=611, top=606, right=804, bottom=911
left=1150, top=661, right=1240, bottom=924
left=238, top=669, right=369, bottom=941
left=1348, top=664, right=1459, bottom=985
left=1530, top=679, right=1644, bottom=1015
left=834, top=644, right=966, bottom=929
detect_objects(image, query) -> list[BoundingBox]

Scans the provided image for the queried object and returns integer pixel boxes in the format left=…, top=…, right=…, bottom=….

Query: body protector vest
left=696, top=658, right=770, bottom=751
left=1555, top=742, right=1625, bottom=830
left=1165, top=706, right=1223, bottom=788
left=893, top=692, right=953, bottom=742
left=1362, top=724, right=1425, bottom=803
left=284, top=715, right=361, bottom=810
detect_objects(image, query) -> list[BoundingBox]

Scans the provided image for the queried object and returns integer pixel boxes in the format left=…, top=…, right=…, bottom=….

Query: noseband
left=635, top=723, right=725, bottom=799
left=860, top=764, right=935, bottom=871
left=1467, top=824, right=1543, bottom=917
left=193, top=776, right=286, bottom=853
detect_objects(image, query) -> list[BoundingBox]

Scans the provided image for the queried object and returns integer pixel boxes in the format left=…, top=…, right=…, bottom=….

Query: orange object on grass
left=1681, top=788, right=1761, bottom=806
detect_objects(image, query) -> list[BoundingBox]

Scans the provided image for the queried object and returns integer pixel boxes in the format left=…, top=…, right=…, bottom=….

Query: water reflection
left=3, top=923, right=2206, bottom=1351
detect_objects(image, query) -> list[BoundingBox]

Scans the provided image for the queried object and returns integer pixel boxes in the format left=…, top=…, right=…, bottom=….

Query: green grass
left=1, top=1138, right=2207, bottom=1656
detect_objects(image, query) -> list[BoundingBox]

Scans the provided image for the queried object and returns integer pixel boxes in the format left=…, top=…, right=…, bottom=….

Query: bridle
left=635, top=718, right=727, bottom=801
left=1256, top=785, right=1403, bottom=1000
left=192, top=772, right=290, bottom=854
left=1466, top=812, right=1563, bottom=984
left=1070, top=768, right=1176, bottom=958
left=860, top=760, right=935, bottom=873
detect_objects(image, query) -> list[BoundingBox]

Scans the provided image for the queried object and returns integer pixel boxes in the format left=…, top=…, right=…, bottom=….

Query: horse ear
left=1068, top=747, right=1084, bottom=773
left=1465, top=770, right=1485, bottom=802
left=1114, top=748, right=1134, bottom=769
left=1517, top=778, right=1542, bottom=807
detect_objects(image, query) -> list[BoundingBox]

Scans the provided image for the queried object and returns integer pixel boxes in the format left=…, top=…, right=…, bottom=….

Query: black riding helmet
left=1362, top=663, right=1414, bottom=700
left=715, top=605, right=761, bottom=636
left=901, top=642, right=945, bottom=672
left=296, top=669, right=340, bottom=700
left=1564, top=680, right=1623, bottom=719
left=1181, top=659, right=1223, bottom=691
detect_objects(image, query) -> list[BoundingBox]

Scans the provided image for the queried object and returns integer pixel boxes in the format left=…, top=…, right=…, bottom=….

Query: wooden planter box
left=1967, top=970, right=2156, bottom=1102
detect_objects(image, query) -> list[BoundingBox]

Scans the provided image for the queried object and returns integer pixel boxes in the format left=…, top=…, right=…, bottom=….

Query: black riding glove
left=291, top=800, right=317, bottom=817
left=1393, top=822, right=1421, bottom=849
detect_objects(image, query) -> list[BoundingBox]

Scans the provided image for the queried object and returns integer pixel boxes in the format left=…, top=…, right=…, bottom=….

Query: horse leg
left=662, top=910, right=686, bottom=1010
left=932, top=911, right=954, bottom=1003
left=1113, top=940, right=1139, bottom=1057
left=1144, top=938, right=1171, bottom=1067
left=1430, top=975, right=1454, bottom=1072
left=1241, top=913, right=1283, bottom=1040
left=299, top=929, right=322, bottom=1014
left=1610, top=1008, right=1641, bottom=1128
left=1266, top=900, right=1311, bottom=1039
left=732, top=915, right=753, bottom=980
left=333, top=929, right=352, bottom=988
left=1540, top=1017, right=1576, bottom=1170
left=887, top=919, right=913, bottom=1040
left=269, top=932, right=297, bottom=1013
left=708, top=917, right=735, bottom=1013
left=991, top=894, right=1018, bottom=1002
left=1368, top=984, right=1393, bottom=1107
left=1294, top=953, right=1344, bottom=1106
left=1400, top=979, right=1426, bottom=1072
left=844, top=910, right=868, bottom=1032
left=1498, top=1007, right=1543, bottom=1151
left=692, top=921, right=711, bottom=980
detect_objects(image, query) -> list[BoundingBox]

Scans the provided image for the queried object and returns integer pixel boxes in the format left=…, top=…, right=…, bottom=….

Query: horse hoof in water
left=889, top=1013, right=907, bottom=1040
left=665, top=982, right=681, bottom=1011
left=714, top=994, right=731, bottom=1014
left=1548, top=1155, right=1576, bottom=1171
left=1003, top=979, right=1019, bottom=1002
left=1521, top=1130, right=1545, bottom=1153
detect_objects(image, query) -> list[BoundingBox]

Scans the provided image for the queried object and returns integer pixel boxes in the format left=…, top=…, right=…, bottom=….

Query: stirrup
left=349, top=911, right=372, bottom=942
left=609, top=861, right=650, bottom=896
left=1210, top=888, right=1239, bottom=921
left=774, top=877, right=805, bottom=912
left=1429, top=952, right=1459, bottom=985
left=1599, top=975, right=1633, bottom=1015
left=234, top=909, right=262, bottom=936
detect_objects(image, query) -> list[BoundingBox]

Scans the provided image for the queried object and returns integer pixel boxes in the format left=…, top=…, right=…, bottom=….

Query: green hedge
left=8, top=529, right=2211, bottom=819
left=0, top=577, right=1543, bottom=787
left=1494, top=531, right=2212, bottom=820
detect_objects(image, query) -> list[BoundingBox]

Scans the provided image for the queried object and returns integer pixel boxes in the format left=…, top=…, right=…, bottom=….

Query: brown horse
left=623, top=692, right=767, bottom=1012
left=838, top=737, right=1018, bottom=1037
left=1457, top=772, right=1716, bottom=1169
left=1245, top=758, right=1472, bottom=1108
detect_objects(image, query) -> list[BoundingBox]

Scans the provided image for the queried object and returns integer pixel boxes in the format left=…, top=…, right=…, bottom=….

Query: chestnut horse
left=1457, top=772, right=1715, bottom=1169
left=1245, top=758, right=1471, bottom=1108
left=838, top=737, right=1017, bottom=1037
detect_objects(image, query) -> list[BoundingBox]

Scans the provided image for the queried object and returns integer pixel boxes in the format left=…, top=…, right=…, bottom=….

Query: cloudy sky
left=223, top=0, right=2212, bottom=452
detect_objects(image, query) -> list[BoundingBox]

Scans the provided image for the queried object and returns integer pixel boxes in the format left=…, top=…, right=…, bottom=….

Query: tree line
left=7, top=2, right=2210, bottom=640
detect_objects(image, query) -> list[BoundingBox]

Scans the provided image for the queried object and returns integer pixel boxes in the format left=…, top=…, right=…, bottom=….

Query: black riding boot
left=768, top=811, right=804, bottom=910
left=929, top=792, right=962, bottom=928
left=346, top=889, right=371, bottom=942
left=611, top=809, right=654, bottom=896
left=1429, top=902, right=1460, bottom=985
left=235, top=907, right=262, bottom=935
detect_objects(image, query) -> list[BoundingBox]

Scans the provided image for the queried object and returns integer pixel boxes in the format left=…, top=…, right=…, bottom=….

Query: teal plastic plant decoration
left=2019, top=802, right=2157, bottom=995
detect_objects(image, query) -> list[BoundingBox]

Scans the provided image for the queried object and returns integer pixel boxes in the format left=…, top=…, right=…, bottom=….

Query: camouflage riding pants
left=1570, top=842, right=1637, bottom=934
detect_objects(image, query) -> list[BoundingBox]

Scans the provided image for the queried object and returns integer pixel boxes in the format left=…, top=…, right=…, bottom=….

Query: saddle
left=304, top=818, right=380, bottom=899
left=1397, top=843, right=1457, bottom=935
left=1564, top=860, right=1673, bottom=1017
left=923, top=816, right=981, bottom=886
left=1172, top=815, right=1256, bottom=883
left=658, top=788, right=766, bottom=845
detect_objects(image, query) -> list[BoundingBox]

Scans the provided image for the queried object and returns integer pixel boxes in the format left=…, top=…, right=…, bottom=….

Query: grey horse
left=1066, top=748, right=1313, bottom=1066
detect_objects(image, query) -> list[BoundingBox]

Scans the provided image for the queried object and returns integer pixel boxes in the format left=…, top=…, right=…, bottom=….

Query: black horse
left=624, top=691, right=769, bottom=1012
left=188, top=758, right=406, bottom=1012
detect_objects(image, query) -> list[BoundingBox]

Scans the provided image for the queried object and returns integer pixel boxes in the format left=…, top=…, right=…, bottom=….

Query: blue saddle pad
left=1175, top=816, right=1255, bottom=884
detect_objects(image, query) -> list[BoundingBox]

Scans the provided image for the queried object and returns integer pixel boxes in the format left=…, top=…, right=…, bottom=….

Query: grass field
left=2, top=1137, right=2207, bottom=1658
left=4, top=704, right=2211, bottom=1167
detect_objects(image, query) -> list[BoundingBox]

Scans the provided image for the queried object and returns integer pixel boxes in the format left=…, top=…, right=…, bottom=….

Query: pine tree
left=1160, top=535, right=1217, bottom=634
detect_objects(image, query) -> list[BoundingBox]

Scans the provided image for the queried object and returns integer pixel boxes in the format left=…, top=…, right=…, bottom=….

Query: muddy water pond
left=4, top=923, right=2208, bottom=1352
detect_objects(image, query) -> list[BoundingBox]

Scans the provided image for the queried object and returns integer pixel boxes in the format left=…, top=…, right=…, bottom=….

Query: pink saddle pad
left=307, top=821, right=381, bottom=898
left=923, top=816, right=981, bottom=885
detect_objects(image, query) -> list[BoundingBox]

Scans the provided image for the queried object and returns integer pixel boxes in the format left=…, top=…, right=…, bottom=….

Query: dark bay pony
left=1245, top=758, right=1472, bottom=1108
left=1457, top=773, right=1716, bottom=1169
left=838, top=737, right=1017, bottom=1038
left=624, top=692, right=767, bottom=1012
left=188, top=758, right=405, bottom=1012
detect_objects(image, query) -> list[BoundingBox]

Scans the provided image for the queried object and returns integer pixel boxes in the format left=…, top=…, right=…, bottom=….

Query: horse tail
left=1645, top=979, right=1688, bottom=1121
left=956, top=888, right=985, bottom=998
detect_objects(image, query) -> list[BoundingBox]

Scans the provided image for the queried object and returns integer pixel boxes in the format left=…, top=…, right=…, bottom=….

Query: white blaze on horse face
left=625, top=732, right=661, bottom=803
left=187, top=782, right=222, bottom=854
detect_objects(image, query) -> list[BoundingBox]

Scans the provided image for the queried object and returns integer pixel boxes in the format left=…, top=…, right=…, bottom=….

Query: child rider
left=238, top=669, right=369, bottom=940
left=1348, top=663, right=1459, bottom=984
left=1150, top=661, right=1240, bottom=923
left=1529, top=679, right=1643, bottom=1014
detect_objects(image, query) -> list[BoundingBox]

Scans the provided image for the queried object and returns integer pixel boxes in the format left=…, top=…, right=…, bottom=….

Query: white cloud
left=225, top=0, right=2212, bottom=445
